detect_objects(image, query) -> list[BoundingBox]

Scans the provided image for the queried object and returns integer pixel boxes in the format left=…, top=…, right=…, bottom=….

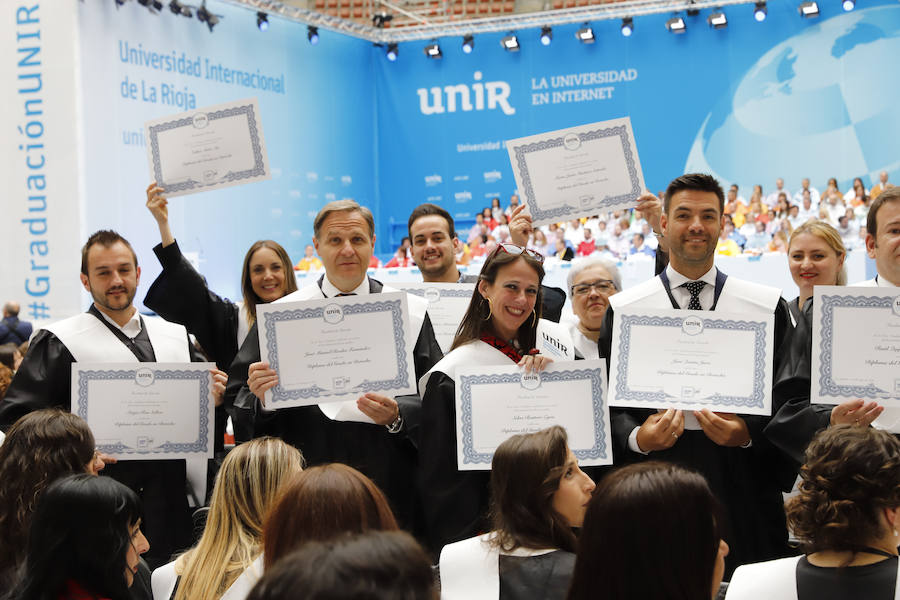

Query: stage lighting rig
left=665, top=16, right=686, bottom=33
left=540, top=26, right=552, bottom=46
left=308, top=25, right=319, bottom=44
left=462, top=34, right=474, bottom=53
left=621, top=17, right=634, bottom=36
left=424, top=41, right=442, bottom=58
left=501, top=34, right=520, bottom=51
left=707, top=10, right=727, bottom=28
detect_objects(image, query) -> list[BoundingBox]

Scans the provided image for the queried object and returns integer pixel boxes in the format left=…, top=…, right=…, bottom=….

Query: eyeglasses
left=571, top=279, right=617, bottom=296
left=495, top=243, right=545, bottom=264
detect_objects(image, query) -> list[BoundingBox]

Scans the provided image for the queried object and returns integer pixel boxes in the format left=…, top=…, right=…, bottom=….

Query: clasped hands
left=636, top=408, right=751, bottom=452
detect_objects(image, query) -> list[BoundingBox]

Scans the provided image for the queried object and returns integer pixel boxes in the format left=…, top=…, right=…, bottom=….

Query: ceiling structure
left=219, top=0, right=768, bottom=42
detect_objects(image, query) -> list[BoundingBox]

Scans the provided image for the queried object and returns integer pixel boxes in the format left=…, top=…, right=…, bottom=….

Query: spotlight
left=501, top=34, right=520, bottom=52
left=576, top=25, right=595, bottom=43
left=707, top=11, right=728, bottom=28
left=169, top=0, right=191, bottom=16
left=665, top=16, right=686, bottom=33
left=462, top=34, right=474, bottom=53
left=372, top=12, right=393, bottom=28
left=753, top=2, right=767, bottom=21
left=842, top=0, right=855, bottom=10
left=798, top=1, right=819, bottom=16
left=386, top=43, right=398, bottom=61
left=308, top=25, right=319, bottom=45
left=540, top=26, right=552, bottom=46
left=197, top=3, right=219, bottom=32
left=257, top=12, right=269, bottom=31
left=621, top=17, right=633, bottom=37
left=424, top=41, right=442, bottom=58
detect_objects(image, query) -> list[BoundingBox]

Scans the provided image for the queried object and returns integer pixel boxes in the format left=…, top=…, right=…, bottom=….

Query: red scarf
left=480, top=333, right=524, bottom=363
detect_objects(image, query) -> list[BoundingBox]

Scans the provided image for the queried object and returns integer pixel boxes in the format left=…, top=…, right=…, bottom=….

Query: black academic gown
left=223, top=277, right=442, bottom=534
left=597, top=273, right=795, bottom=577
left=0, top=309, right=202, bottom=569
left=498, top=551, right=575, bottom=600
left=143, top=241, right=242, bottom=455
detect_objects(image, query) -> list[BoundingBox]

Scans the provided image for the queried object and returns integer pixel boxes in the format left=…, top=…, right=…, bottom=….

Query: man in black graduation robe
left=224, top=201, right=442, bottom=534
left=597, top=177, right=795, bottom=577
left=0, top=231, right=209, bottom=569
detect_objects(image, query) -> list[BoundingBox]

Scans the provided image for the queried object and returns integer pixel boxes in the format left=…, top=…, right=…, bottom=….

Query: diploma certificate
left=608, top=308, right=773, bottom=414
left=145, top=97, right=270, bottom=197
left=812, top=286, right=900, bottom=405
left=455, top=360, right=612, bottom=470
left=72, top=362, right=215, bottom=460
left=506, top=117, right=646, bottom=227
left=392, top=283, right=474, bottom=353
left=257, top=292, right=416, bottom=409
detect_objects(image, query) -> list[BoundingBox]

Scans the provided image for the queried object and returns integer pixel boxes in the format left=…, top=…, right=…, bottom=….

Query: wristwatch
left=386, top=414, right=403, bottom=433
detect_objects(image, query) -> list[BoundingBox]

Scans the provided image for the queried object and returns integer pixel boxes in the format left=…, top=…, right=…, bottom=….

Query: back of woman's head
left=247, top=531, right=437, bottom=600
left=567, top=462, right=721, bottom=600
left=490, top=426, right=575, bottom=552
left=786, top=425, right=900, bottom=552
left=263, top=464, right=398, bottom=568
left=15, top=474, right=141, bottom=600
left=175, top=438, right=304, bottom=600
left=0, top=410, right=95, bottom=574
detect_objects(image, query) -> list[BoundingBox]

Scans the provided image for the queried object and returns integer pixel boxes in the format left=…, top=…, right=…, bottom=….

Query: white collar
left=665, top=264, right=717, bottom=289
left=876, top=275, right=899, bottom=288
left=94, top=305, right=141, bottom=338
left=320, top=275, right=370, bottom=298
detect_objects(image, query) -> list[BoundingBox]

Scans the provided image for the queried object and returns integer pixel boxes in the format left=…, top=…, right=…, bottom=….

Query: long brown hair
left=262, top=464, right=398, bottom=568
left=0, top=410, right=96, bottom=579
left=450, top=247, right=545, bottom=353
left=240, top=240, right=298, bottom=325
left=489, top=426, right=577, bottom=553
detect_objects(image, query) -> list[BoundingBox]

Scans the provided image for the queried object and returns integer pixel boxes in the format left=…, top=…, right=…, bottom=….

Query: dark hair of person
left=11, top=474, right=142, bottom=600
left=866, top=186, right=900, bottom=237
left=489, top=425, right=577, bottom=553
left=80, top=230, right=138, bottom=276
left=240, top=240, right=299, bottom=326
left=567, top=462, right=722, bottom=600
left=663, top=173, right=725, bottom=215
left=262, top=463, right=398, bottom=569
left=0, top=343, right=17, bottom=370
left=247, top=531, right=437, bottom=600
left=0, top=410, right=96, bottom=581
left=786, top=425, right=900, bottom=554
left=450, top=247, right=545, bottom=353
left=407, top=203, right=456, bottom=239
left=313, top=199, right=375, bottom=239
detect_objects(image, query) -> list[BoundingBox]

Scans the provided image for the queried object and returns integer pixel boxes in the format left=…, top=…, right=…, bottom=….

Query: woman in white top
left=565, top=256, right=622, bottom=360
left=728, top=425, right=900, bottom=600
left=151, top=438, right=303, bottom=600
left=439, top=426, right=595, bottom=600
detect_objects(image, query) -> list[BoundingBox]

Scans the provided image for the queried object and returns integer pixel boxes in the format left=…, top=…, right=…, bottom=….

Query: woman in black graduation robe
left=143, top=184, right=298, bottom=452
left=419, top=243, right=552, bottom=558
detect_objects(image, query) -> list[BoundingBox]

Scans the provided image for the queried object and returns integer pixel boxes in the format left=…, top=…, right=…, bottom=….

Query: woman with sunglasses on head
left=144, top=183, right=298, bottom=445
left=418, top=243, right=553, bottom=559
left=439, top=426, right=595, bottom=600
left=5, top=474, right=149, bottom=600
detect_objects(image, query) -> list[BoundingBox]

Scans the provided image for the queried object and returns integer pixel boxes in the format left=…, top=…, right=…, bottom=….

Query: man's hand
left=357, top=392, right=400, bottom=426
left=695, top=410, right=751, bottom=447
left=636, top=193, right=667, bottom=252
left=210, top=368, right=227, bottom=407
left=248, top=361, right=279, bottom=405
left=831, top=399, right=883, bottom=427
left=507, top=204, right=533, bottom=247
left=635, top=408, right=684, bottom=452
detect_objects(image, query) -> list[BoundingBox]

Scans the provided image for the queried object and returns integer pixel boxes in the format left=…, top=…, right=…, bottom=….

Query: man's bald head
left=3, top=302, right=19, bottom=317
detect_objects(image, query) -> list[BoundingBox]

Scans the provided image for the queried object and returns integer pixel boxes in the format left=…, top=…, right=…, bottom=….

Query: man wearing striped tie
left=598, top=173, right=793, bottom=578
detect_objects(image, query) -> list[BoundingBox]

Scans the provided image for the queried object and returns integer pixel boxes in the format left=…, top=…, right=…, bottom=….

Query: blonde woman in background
left=151, top=438, right=304, bottom=600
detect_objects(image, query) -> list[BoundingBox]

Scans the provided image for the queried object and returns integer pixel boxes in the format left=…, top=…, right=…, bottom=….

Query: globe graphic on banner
left=685, top=6, right=900, bottom=189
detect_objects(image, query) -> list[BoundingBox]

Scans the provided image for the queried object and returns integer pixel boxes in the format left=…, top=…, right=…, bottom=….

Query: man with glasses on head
left=226, top=199, right=442, bottom=534
left=598, top=173, right=794, bottom=577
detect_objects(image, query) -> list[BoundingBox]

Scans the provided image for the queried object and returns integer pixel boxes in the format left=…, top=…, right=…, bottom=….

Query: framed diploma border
left=614, top=314, right=769, bottom=411
left=262, top=298, right=412, bottom=403
left=457, top=366, right=609, bottom=465
left=75, top=367, right=211, bottom=455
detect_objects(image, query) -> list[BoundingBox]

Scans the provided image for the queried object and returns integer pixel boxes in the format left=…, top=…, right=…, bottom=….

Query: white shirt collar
left=320, top=275, right=370, bottom=298
left=665, top=264, right=718, bottom=289
left=876, top=275, right=899, bottom=288
left=95, top=305, right=142, bottom=338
